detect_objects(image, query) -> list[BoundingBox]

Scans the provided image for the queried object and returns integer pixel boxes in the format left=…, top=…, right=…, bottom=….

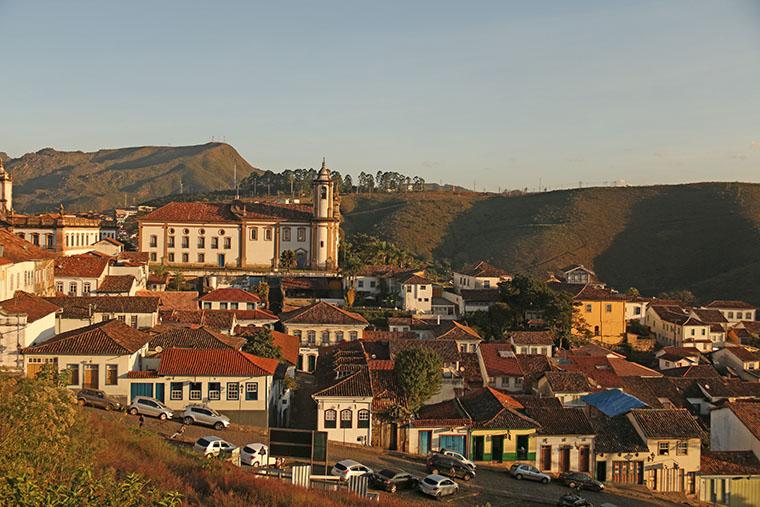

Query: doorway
left=217, top=254, right=226, bottom=267
left=83, top=365, right=99, bottom=389
left=559, top=446, right=571, bottom=472
left=516, top=435, right=529, bottom=460
left=419, top=431, right=432, bottom=455
left=596, top=461, right=607, bottom=482
left=491, top=435, right=504, bottom=462
left=473, top=436, right=485, bottom=461
left=540, top=445, right=552, bottom=470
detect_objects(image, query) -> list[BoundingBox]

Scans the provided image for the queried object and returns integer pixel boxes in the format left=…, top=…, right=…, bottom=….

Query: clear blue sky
left=2, top=1, right=760, bottom=190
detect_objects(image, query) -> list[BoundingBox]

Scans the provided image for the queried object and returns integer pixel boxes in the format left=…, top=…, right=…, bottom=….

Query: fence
left=248, top=465, right=377, bottom=501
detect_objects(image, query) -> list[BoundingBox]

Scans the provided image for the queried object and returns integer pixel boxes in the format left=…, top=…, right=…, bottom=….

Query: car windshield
left=243, top=446, right=256, bottom=453
left=197, top=438, right=211, bottom=447
left=423, top=478, right=438, bottom=486
left=208, top=408, right=221, bottom=416
left=379, top=469, right=396, bottom=479
left=334, top=463, right=347, bottom=471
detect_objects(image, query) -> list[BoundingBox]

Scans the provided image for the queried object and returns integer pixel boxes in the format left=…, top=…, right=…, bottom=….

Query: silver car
left=418, top=474, right=458, bottom=499
left=181, top=405, right=230, bottom=430
left=510, top=463, right=551, bottom=484
left=127, top=396, right=173, bottom=420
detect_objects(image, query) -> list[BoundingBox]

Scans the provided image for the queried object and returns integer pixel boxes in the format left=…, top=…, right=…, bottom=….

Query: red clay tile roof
left=98, top=275, right=136, bottom=293
left=356, top=264, right=406, bottom=277
left=126, top=370, right=158, bottom=378
left=199, top=287, right=261, bottom=303
left=387, top=316, right=435, bottom=329
left=0, top=228, right=55, bottom=261
left=458, top=261, right=510, bottom=278
left=651, top=305, right=707, bottom=326
left=147, top=273, right=170, bottom=285
left=459, top=387, right=538, bottom=430
left=22, top=319, right=150, bottom=355
left=706, top=300, right=756, bottom=310
left=160, top=309, right=235, bottom=330
left=629, top=408, right=702, bottom=439
left=543, top=371, right=593, bottom=393
left=280, top=301, right=368, bottom=326
left=141, top=200, right=313, bottom=224
left=388, top=339, right=461, bottom=364
left=508, top=330, right=555, bottom=346
left=54, top=255, right=109, bottom=278
left=661, top=364, right=721, bottom=378
left=658, top=346, right=702, bottom=362
left=136, top=290, right=199, bottom=310
left=725, top=346, right=760, bottom=362
left=118, top=251, right=149, bottom=263
left=701, top=451, right=760, bottom=476
left=460, top=289, right=501, bottom=303
left=527, top=407, right=594, bottom=435
left=553, top=283, right=624, bottom=301
left=727, top=402, right=760, bottom=440
left=607, top=357, right=662, bottom=378
left=45, top=296, right=160, bottom=318
left=157, top=347, right=278, bottom=376
left=411, top=398, right=472, bottom=428
left=398, top=273, right=434, bottom=285
left=233, top=325, right=300, bottom=366
left=313, top=368, right=373, bottom=398
left=0, top=291, right=60, bottom=322
left=433, top=321, right=481, bottom=341
left=149, top=326, right=244, bottom=350
left=367, top=359, right=395, bottom=371
left=479, top=342, right=523, bottom=376
left=691, top=308, right=728, bottom=324
left=231, top=309, right=278, bottom=321
left=363, top=330, right=418, bottom=341
left=590, top=415, right=648, bottom=453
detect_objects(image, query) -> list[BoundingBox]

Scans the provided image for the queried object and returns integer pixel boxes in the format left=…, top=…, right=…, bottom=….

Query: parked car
left=127, top=396, right=173, bottom=420
left=241, top=443, right=280, bottom=467
left=76, top=389, right=122, bottom=411
left=509, top=463, right=551, bottom=484
left=426, top=454, right=475, bottom=481
left=330, top=459, right=373, bottom=481
left=181, top=405, right=230, bottom=430
left=368, top=468, right=418, bottom=493
left=418, top=474, right=459, bottom=499
left=557, top=493, right=593, bottom=507
left=557, top=472, right=604, bottom=492
left=438, top=448, right=476, bottom=470
left=193, top=436, right=237, bottom=457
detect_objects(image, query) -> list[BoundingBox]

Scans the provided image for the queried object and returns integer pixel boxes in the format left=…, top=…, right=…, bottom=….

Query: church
left=138, top=159, right=341, bottom=272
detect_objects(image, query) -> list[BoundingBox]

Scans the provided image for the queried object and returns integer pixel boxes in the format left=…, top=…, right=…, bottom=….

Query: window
left=245, top=382, right=258, bottom=400
left=324, top=409, right=337, bottom=428
left=283, top=227, right=291, bottom=241
left=247, top=303, right=256, bottom=310
left=658, top=442, right=669, bottom=456
left=150, top=252, right=157, bottom=262
left=182, top=253, right=189, bottom=263
left=68, top=282, right=77, bottom=296
left=168, top=236, right=175, bottom=247
left=676, top=441, right=688, bottom=455
left=320, top=186, right=328, bottom=199
left=170, top=382, right=183, bottom=400
left=224, top=237, right=231, bottom=249
left=728, top=311, right=734, bottom=319
left=55, top=281, right=64, bottom=293
left=369, top=281, right=376, bottom=288
left=130, top=315, right=138, bottom=328
left=335, top=331, right=344, bottom=342
left=227, top=382, right=239, bottom=400
left=340, top=409, right=352, bottom=428
left=358, top=409, right=370, bottom=428
left=208, top=382, right=221, bottom=400
left=220, top=302, right=228, bottom=310
left=321, top=330, right=330, bottom=344
left=264, top=228, right=272, bottom=241
left=168, top=253, right=175, bottom=262
left=105, top=365, right=118, bottom=385
left=349, top=331, right=358, bottom=341
left=293, top=330, right=302, bottom=339
left=181, top=236, right=189, bottom=248
left=307, top=330, right=316, bottom=344
left=67, top=364, right=79, bottom=385
left=634, top=306, right=641, bottom=315
left=585, top=304, right=592, bottom=313
left=202, top=302, right=212, bottom=309
left=218, top=229, right=225, bottom=236
left=198, top=253, right=205, bottom=263
left=189, top=382, right=202, bottom=400
left=297, top=228, right=306, bottom=242
left=358, top=280, right=364, bottom=288
left=605, top=304, right=612, bottom=313
left=211, top=237, right=219, bottom=249
left=250, top=227, right=258, bottom=240
left=149, top=235, right=158, bottom=247
left=117, top=315, right=126, bottom=323
left=197, top=236, right=205, bottom=248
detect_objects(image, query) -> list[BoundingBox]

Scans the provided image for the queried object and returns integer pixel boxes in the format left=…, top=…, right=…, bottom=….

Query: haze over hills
left=341, top=183, right=760, bottom=306
left=2, top=142, right=260, bottom=213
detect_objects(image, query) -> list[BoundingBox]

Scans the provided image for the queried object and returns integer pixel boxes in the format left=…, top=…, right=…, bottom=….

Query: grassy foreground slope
left=342, top=183, right=760, bottom=304
left=5, top=143, right=259, bottom=213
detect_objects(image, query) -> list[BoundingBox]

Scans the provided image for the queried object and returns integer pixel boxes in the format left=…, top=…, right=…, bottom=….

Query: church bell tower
left=0, top=159, right=13, bottom=217
left=311, top=158, right=339, bottom=270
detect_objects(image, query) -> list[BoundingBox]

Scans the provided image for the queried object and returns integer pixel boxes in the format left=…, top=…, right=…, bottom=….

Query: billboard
left=268, top=428, right=328, bottom=464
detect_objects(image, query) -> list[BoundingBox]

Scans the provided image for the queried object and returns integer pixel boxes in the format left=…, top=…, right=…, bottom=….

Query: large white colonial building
left=138, top=159, right=341, bottom=272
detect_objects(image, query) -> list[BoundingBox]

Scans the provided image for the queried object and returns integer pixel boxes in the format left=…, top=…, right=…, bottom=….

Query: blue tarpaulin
left=580, top=389, right=647, bottom=417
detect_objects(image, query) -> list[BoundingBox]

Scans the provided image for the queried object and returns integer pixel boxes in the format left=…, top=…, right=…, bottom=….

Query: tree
left=627, top=287, right=640, bottom=299
left=241, top=328, right=282, bottom=360
left=254, top=281, right=270, bottom=308
left=393, top=348, right=442, bottom=416
left=499, top=275, right=574, bottom=339
left=169, top=272, right=184, bottom=290
left=279, top=250, right=296, bottom=272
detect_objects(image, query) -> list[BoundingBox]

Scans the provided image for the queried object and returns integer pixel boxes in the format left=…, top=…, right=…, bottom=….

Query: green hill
left=341, top=183, right=760, bottom=305
left=4, top=142, right=260, bottom=213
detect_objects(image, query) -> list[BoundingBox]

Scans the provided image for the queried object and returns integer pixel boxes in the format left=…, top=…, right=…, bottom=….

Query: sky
left=1, top=1, right=760, bottom=191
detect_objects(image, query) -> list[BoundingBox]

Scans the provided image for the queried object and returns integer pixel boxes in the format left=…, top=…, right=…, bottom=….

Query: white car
left=241, top=443, right=279, bottom=467
left=440, top=449, right=476, bottom=470
left=418, top=474, right=459, bottom=499
left=330, top=459, right=373, bottom=481
left=193, top=436, right=237, bottom=457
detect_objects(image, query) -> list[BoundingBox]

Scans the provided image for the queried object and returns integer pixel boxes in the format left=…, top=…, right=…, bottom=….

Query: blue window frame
left=245, top=382, right=258, bottom=401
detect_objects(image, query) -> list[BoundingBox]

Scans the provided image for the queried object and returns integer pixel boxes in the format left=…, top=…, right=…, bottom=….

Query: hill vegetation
left=4, top=143, right=259, bottom=213
left=341, top=183, right=760, bottom=305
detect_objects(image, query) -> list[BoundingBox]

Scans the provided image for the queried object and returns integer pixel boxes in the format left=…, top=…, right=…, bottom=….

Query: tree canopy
left=498, top=275, right=574, bottom=340
left=393, top=348, right=442, bottom=417
left=241, top=327, right=282, bottom=360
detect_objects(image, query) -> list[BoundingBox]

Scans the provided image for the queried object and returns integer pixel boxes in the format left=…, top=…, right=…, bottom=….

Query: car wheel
left=78, top=399, right=86, bottom=407
left=541, top=477, right=549, bottom=484
left=568, top=482, right=576, bottom=489
left=105, top=404, right=113, bottom=411
left=516, top=474, right=523, bottom=480
left=129, top=407, right=138, bottom=415
left=183, top=416, right=193, bottom=425
left=463, top=473, right=472, bottom=482
left=159, top=413, right=167, bottom=421
left=214, top=421, right=224, bottom=430
left=389, top=485, right=397, bottom=493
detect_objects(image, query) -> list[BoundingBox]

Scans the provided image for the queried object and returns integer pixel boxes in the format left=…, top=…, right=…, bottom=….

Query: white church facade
left=138, top=159, right=341, bottom=272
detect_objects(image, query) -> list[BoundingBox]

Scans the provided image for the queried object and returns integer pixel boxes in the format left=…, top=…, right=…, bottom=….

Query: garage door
left=130, top=382, right=154, bottom=401
left=439, top=435, right=466, bottom=456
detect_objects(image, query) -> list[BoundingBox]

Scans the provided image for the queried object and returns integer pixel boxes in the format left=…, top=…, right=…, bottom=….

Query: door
left=155, top=383, right=165, bottom=403
left=130, top=382, right=154, bottom=402
left=540, top=445, right=552, bottom=470
left=596, top=460, right=607, bottom=482
left=492, top=435, right=504, bottom=463
left=26, top=362, right=44, bottom=379
left=307, top=355, right=316, bottom=372
left=218, top=254, right=226, bottom=267
left=83, top=365, right=99, bottom=389
left=389, top=423, right=398, bottom=451
left=419, top=431, right=432, bottom=455
left=439, top=435, right=466, bottom=456
left=516, top=435, right=529, bottom=460
left=473, top=436, right=485, bottom=461
left=559, top=447, right=571, bottom=472
left=578, top=445, right=590, bottom=472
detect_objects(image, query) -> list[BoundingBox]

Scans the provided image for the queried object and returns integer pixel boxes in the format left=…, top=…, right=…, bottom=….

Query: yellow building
left=564, top=285, right=627, bottom=345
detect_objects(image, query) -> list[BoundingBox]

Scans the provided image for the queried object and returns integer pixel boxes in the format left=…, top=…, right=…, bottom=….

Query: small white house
left=398, top=273, right=434, bottom=314
left=0, top=291, right=59, bottom=370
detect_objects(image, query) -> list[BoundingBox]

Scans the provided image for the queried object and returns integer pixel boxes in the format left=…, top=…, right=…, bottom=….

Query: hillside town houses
left=2, top=159, right=760, bottom=505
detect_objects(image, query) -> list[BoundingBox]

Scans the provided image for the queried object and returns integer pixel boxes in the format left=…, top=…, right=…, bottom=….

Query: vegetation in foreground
left=0, top=368, right=415, bottom=507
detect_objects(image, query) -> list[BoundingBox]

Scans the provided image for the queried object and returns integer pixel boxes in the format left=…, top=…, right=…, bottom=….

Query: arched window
left=320, top=186, right=328, bottom=199
left=340, top=409, right=352, bottom=429
left=324, top=409, right=337, bottom=429
left=594, top=325, right=600, bottom=336
left=358, top=409, right=370, bottom=429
